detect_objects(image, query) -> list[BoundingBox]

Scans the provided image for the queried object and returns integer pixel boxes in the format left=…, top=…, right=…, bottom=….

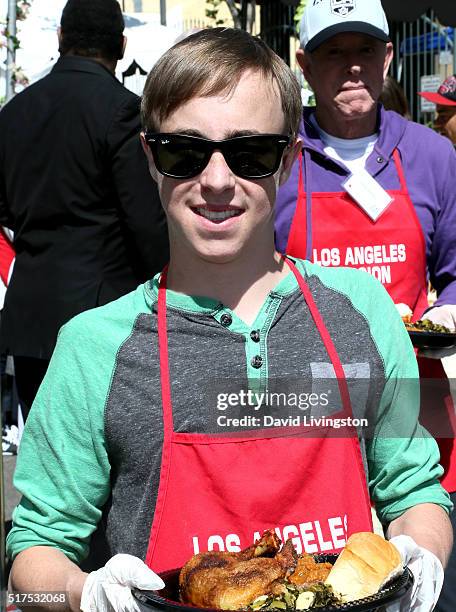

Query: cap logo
left=330, top=0, right=356, bottom=17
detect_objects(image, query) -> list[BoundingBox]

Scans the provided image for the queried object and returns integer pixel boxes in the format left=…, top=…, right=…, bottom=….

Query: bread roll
left=324, top=532, right=403, bottom=603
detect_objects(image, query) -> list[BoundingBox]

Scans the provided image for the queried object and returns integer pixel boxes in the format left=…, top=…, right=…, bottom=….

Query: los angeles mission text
left=313, top=243, right=406, bottom=285
left=191, top=516, right=349, bottom=556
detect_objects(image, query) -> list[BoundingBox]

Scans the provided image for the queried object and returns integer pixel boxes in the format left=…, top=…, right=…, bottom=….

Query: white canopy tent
left=1, top=0, right=177, bottom=98
left=120, top=13, right=177, bottom=73
left=117, top=13, right=177, bottom=94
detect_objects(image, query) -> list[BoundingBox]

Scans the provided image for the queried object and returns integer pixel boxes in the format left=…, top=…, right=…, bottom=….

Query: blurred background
left=1, top=0, right=455, bottom=123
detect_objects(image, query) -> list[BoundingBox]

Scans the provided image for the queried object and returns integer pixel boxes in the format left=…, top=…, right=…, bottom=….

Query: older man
left=7, top=27, right=452, bottom=612
left=275, top=3, right=456, bottom=608
left=276, top=0, right=456, bottom=338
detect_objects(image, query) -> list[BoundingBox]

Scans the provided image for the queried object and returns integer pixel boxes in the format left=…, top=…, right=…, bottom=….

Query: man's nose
left=347, top=61, right=362, bottom=75
left=200, top=151, right=236, bottom=192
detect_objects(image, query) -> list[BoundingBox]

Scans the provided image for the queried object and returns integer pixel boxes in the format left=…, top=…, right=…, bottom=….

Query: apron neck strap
left=158, top=266, right=174, bottom=434
left=297, top=150, right=314, bottom=261
left=392, top=149, right=408, bottom=192
left=283, top=257, right=352, bottom=415
left=158, top=259, right=353, bottom=428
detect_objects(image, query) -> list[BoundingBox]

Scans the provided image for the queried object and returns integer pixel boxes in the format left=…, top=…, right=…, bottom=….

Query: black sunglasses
left=144, top=132, right=291, bottom=179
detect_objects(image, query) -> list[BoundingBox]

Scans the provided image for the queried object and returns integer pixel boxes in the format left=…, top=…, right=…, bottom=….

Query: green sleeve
left=6, top=312, right=116, bottom=563
left=303, top=262, right=453, bottom=521
left=348, top=271, right=452, bottom=522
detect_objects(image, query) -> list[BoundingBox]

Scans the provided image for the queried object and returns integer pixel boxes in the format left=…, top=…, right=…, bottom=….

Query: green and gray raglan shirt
left=7, top=259, right=451, bottom=565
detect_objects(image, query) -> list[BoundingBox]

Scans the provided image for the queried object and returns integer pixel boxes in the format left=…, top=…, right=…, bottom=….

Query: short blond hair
left=141, top=28, right=302, bottom=138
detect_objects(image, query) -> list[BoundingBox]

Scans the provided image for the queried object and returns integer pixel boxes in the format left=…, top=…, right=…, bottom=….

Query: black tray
left=132, top=555, right=413, bottom=612
left=408, top=329, right=456, bottom=349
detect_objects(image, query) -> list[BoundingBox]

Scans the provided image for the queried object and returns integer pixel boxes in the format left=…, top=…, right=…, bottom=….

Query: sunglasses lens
left=147, top=134, right=288, bottom=179
left=225, top=136, right=284, bottom=178
left=154, top=136, right=207, bottom=178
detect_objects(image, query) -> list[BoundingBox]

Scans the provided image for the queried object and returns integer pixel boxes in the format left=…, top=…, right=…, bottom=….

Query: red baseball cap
left=419, top=75, right=456, bottom=106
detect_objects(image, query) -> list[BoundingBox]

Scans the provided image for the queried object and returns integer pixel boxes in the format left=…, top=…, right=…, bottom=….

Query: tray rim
left=408, top=329, right=456, bottom=349
left=132, top=562, right=414, bottom=612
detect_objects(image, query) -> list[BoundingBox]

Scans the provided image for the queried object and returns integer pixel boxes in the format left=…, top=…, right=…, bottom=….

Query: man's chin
left=335, top=94, right=376, bottom=118
left=338, top=103, right=374, bottom=119
left=198, top=250, right=242, bottom=265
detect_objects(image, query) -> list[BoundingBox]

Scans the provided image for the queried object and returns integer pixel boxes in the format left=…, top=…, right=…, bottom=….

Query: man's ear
left=140, top=132, right=159, bottom=183
left=296, top=48, right=312, bottom=85
left=278, top=137, right=302, bottom=186
left=383, top=42, right=394, bottom=80
left=119, top=35, right=127, bottom=60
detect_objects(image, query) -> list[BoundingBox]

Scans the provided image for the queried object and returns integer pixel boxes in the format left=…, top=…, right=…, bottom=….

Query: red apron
left=286, top=149, right=456, bottom=492
left=0, top=227, right=14, bottom=286
left=145, top=258, right=373, bottom=572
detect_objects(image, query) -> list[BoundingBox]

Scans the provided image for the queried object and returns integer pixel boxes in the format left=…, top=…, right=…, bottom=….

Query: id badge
left=343, top=169, right=393, bottom=221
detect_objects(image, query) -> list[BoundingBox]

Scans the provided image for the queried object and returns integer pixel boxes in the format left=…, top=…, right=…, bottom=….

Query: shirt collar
left=146, top=261, right=303, bottom=314
left=300, top=104, right=408, bottom=165
left=51, top=55, right=118, bottom=81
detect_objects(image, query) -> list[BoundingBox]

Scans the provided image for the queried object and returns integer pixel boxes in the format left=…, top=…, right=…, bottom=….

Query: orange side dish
left=288, top=554, right=332, bottom=586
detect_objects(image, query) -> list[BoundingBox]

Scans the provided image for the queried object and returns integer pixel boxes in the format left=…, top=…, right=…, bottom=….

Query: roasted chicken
left=179, top=531, right=297, bottom=610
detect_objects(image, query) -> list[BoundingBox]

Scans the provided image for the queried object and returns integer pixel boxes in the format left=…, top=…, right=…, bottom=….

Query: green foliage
left=2, top=1, right=34, bottom=92
left=16, top=1, right=32, bottom=21
left=206, top=0, right=226, bottom=26
left=293, top=0, right=315, bottom=106
left=4, top=29, right=21, bottom=50
left=294, top=0, right=309, bottom=32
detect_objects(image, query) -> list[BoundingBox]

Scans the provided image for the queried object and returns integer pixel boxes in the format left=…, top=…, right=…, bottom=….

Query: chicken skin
left=179, top=531, right=297, bottom=610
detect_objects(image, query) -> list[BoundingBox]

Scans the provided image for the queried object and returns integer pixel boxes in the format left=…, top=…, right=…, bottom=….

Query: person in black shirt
left=0, top=0, right=169, bottom=420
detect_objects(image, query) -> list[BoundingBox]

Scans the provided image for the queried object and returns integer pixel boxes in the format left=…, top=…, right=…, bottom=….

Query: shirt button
left=251, top=355, right=263, bottom=369
left=220, top=313, right=232, bottom=327
left=250, top=330, right=260, bottom=342
left=376, top=156, right=384, bottom=163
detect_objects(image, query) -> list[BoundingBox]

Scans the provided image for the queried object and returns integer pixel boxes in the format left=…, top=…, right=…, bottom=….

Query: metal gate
left=389, top=10, right=455, bottom=123
left=259, top=0, right=296, bottom=66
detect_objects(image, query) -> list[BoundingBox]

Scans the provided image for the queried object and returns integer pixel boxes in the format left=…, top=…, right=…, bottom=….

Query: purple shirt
left=275, top=106, right=456, bottom=306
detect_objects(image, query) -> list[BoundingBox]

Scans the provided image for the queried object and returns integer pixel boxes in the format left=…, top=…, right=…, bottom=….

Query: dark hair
left=380, top=76, right=411, bottom=119
left=59, top=0, right=124, bottom=61
left=141, top=28, right=302, bottom=138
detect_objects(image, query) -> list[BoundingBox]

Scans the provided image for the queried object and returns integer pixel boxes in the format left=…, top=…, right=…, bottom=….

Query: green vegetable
left=408, top=319, right=452, bottom=333
left=246, top=580, right=339, bottom=611
left=250, top=596, right=269, bottom=610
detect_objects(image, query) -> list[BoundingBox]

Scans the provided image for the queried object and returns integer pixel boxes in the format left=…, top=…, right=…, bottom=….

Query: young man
left=7, top=28, right=452, bottom=612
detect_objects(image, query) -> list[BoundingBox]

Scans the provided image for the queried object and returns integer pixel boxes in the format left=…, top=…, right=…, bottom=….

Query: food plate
left=132, top=555, right=413, bottom=612
left=408, top=330, right=456, bottom=350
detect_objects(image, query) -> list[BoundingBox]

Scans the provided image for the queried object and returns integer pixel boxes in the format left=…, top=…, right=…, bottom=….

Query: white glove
left=386, top=535, right=444, bottom=612
left=80, top=554, right=165, bottom=612
left=395, top=303, right=413, bottom=319
left=418, top=305, right=456, bottom=359
left=424, top=305, right=456, bottom=331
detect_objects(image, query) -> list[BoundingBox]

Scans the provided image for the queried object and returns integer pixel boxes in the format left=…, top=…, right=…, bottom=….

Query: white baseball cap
left=300, top=0, right=390, bottom=52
